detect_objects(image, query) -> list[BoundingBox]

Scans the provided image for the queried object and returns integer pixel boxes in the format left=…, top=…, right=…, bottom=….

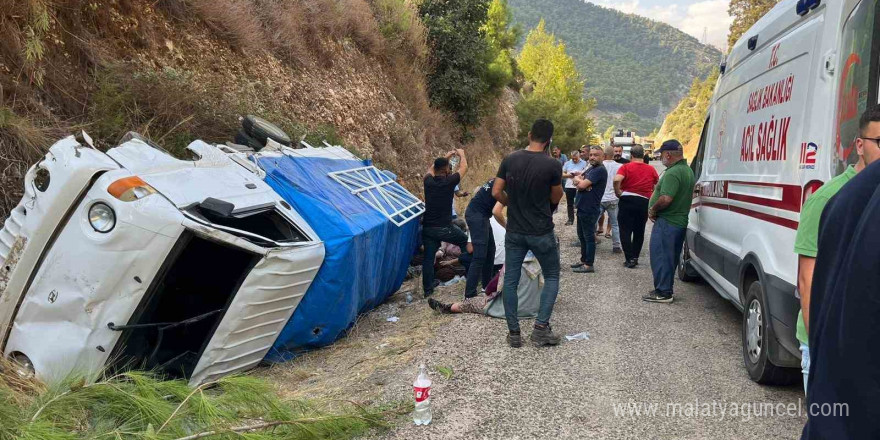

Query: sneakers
left=530, top=325, right=562, bottom=346
left=625, top=259, right=639, bottom=268
left=565, top=220, right=574, bottom=226
left=569, top=240, right=580, bottom=247
left=642, top=290, right=673, bottom=303
left=572, top=265, right=595, bottom=273
left=570, top=261, right=585, bottom=268
left=612, top=247, right=623, bottom=254
left=507, top=331, right=523, bottom=348
left=428, top=298, right=453, bottom=314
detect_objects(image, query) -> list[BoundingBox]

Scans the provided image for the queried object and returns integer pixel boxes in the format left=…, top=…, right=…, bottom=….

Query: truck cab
left=0, top=133, right=325, bottom=385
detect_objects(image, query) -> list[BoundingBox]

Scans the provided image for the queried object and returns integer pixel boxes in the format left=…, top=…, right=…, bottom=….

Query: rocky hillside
left=0, top=0, right=518, bottom=217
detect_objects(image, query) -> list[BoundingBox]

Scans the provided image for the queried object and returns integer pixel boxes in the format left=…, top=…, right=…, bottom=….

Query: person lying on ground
left=429, top=270, right=501, bottom=315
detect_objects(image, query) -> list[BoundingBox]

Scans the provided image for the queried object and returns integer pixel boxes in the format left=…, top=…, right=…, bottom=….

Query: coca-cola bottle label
left=413, top=386, right=431, bottom=403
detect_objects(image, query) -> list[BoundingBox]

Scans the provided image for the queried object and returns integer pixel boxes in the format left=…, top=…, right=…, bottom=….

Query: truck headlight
left=88, top=202, right=116, bottom=233
left=108, top=176, right=156, bottom=202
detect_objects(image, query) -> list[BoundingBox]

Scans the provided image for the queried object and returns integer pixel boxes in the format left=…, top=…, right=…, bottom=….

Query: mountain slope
left=508, top=0, right=721, bottom=131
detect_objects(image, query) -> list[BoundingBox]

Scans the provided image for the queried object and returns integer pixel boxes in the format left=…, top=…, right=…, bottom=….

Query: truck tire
left=677, top=241, right=699, bottom=282
left=235, top=130, right=265, bottom=152
left=242, top=115, right=292, bottom=147
left=741, top=280, right=800, bottom=385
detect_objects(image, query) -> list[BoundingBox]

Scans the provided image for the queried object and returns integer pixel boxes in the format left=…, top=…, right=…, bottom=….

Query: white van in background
left=679, top=0, right=879, bottom=384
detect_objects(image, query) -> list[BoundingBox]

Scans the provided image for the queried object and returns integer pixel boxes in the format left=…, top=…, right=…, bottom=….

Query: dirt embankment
left=0, top=0, right=517, bottom=217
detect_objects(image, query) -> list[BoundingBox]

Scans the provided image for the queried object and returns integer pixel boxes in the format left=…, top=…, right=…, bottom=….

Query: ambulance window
left=835, top=0, right=880, bottom=173
left=691, top=118, right=710, bottom=180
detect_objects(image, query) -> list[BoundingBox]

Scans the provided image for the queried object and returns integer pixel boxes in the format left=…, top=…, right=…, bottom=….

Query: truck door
left=834, top=0, right=880, bottom=174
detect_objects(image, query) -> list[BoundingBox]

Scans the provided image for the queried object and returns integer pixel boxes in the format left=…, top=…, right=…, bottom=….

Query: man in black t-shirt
left=421, top=148, right=469, bottom=297
left=492, top=119, right=563, bottom=348
left=613, top=145, right=631, bottom=164
left=464, top=178, right=503, bottom=298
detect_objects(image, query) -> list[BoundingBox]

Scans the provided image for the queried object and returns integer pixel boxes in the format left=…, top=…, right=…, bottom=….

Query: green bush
left=419, top=0, right=493, bottom=130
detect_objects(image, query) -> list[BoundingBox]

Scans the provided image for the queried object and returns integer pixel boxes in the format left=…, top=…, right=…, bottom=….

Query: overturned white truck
left=0, top=133, right=324, bottom=385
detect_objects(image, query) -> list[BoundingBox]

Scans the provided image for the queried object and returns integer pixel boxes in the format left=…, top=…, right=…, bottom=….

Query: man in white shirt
left=561, top=150, right=588, bottom=226
left=600, top=146, right=623, bottom=253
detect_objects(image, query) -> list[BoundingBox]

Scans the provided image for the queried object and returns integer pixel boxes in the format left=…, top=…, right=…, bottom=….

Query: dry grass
left=259, top=280, right=453, bottom=406
left=189, top=0, right=265, bottom=53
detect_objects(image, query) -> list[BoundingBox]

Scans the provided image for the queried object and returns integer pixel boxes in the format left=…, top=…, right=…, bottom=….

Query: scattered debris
left=565, top=332, right=591, bottom=341
left=435, top=366, right=453, bottom=380
left=386, top=317, right=400, bottom=323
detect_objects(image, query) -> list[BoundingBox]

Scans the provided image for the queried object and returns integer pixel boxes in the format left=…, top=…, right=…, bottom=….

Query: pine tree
left=515, top=20, right=596, bottom=151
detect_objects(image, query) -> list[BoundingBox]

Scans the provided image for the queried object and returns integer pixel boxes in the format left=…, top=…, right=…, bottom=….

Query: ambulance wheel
left=741, top=280, right=798, bottom=385
left=677, top=241, right=699, bottom=282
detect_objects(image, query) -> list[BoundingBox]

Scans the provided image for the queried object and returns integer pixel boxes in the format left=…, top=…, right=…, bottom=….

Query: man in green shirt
left=644, top=140, right=695, bottom=303
left=793, top=109, right=880, bottom=394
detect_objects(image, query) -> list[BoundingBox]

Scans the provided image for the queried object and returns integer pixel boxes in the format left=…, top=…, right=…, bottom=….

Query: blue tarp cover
left=258, top=155, right=420, bottom=361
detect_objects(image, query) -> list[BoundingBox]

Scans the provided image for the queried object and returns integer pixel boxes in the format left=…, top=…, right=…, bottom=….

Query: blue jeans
left=422, top=225, right=468, bottom=295
left=800, top=343, right=810, bottom=395
left=464, top=211, right=495, bottom=298
left=577, top=210, right=600, bottom=265
left=599, top=201, right=621, bottom=249
left=503, top=231, right=561, bottom=332
left=649, top=217, right=686, bottom=297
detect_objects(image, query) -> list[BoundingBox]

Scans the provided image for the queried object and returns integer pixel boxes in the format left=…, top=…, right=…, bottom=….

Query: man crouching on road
left=644, top=140, right=694, bottom=304
left=492, top=119, right=563, bottom=348
left=421, top=148, right=469, bottom=298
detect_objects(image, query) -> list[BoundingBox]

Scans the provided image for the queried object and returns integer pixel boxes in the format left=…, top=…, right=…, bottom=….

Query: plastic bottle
left=412, top=364, right=432, bottom=425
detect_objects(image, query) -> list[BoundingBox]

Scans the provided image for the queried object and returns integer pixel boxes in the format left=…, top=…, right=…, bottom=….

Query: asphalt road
left=375, top=204, right=807, bottom=440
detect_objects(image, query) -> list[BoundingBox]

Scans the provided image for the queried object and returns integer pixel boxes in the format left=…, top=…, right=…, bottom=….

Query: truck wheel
left=242, top=115, right=292, bottom=147
left=677, top=241, right=699, bottom=282
left=741, top=280, right=799, bottom=385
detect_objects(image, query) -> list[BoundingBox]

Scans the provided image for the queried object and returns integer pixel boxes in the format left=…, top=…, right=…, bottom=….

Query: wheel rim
left=746, top=298, right=763, bottom=363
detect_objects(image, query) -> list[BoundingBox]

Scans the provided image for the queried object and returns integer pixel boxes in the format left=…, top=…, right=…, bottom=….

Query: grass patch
left=0, top=359, right=401, bottom=440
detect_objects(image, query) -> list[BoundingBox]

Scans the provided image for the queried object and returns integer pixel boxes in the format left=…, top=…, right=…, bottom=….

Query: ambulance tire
left=677, top=241, right=699, bottom=282
left=741, top=280, right=800, bottom=385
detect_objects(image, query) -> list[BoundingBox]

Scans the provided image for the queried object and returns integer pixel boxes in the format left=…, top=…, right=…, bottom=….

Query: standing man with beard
left=643, top=140, right=694, bottom=304
left=492, top=119, right=564, bottom=348
left=571, top=146, right=607, bottom=274
left=613, top=145, right=630, bottom=164
left=562, top=150, right=588, bottom=226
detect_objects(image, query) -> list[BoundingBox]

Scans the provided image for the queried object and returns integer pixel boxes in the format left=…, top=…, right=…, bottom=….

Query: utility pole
left=702, top=27, right=709, bottom=45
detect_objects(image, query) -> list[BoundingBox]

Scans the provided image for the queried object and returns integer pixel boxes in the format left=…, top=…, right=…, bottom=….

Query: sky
left=587, top=0, right=733, bottom=50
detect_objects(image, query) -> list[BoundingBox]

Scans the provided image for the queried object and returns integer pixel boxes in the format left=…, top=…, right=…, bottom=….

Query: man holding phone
left=421, top=149, right=469, bottom=298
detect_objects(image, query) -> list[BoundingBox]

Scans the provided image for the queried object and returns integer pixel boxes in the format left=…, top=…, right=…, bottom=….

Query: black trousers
left=464, top=211, right=496, bottom=298
left=564, top=188, right=577, bottom=222
left=618, top=195, right=649, bottom=262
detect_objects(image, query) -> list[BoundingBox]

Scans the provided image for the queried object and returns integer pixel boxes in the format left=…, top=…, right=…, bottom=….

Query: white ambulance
left=679, top=0, right=879, bottom=384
